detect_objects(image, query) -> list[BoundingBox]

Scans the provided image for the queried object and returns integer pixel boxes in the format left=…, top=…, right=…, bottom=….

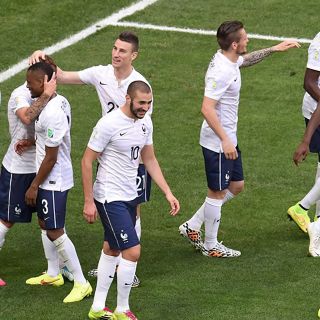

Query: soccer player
left=288, top=32, right=320, bottom=233
left=82, top=81, right=179, bottom=320
left=18, top=61, right=92, bottom=303
left=0, top=57, right=61, bottom=285
left=29, top=31, right=152, bottom=286
left=178, top=20, right=300, bottom=257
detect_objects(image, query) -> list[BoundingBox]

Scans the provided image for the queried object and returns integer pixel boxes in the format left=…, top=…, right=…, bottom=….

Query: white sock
left=300, top=176, right=320, bottom=210
left=115, top=258, right=137, bottom=313
left=204, top=197, right=223, bottom=250
left=316, top=162, right=320, bottom=218
left=0, top=222, right=9, bottom=250
left=53, top=233, right=86, bottom=284
left=92, top=251, right=118, bottom=312
left=186, top=203, right=205, bottom=230
left=222, top=190, right=235, bottom=204
left=313, top=219, right=320, bottom=233
left=135, top=217, right=141, bottom=240
left=41, top=230, right=59, bottom=277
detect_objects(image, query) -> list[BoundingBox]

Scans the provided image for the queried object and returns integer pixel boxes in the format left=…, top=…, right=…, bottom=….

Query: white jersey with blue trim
left=35, top=94, right=73, bottom=191
left=88, top=108, right=153, bottom=203
left=302, top=32, right=320, bottom=119
left=200, top=50, right=243, bottom=152
left=78, top=64, right=153, bottom=116
left=2, top=83, right=36, bottom=174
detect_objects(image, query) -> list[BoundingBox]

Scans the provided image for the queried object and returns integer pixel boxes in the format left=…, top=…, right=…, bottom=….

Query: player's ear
left=125, top=94, right=132, bottom=104
left=131, top=51, right=138, bottom=61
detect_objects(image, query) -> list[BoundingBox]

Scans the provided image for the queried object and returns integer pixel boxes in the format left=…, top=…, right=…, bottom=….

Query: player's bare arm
left=241, top=40, right=300, bottom=68
left=304, top=69, right=320, bottom=102
left=16, top=75, right=56, bottom=125
left=81, top=147, right=99, bottom=223
left=141, top=145, right=180, bottom=216
left=29, top=50, right=83, bottom=84
left=25, top=146, right=58, bottom=206
left=201, top=96, right=237, bottom=160
left=14, top=139, right=35, bottom=155
left=293, top=100, right=320, bottom=165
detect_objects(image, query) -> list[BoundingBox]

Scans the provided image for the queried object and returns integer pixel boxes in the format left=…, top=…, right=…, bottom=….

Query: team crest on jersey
left=142, top=124, right=146, bottom=134
left=47, top=128, right=54, bottom=138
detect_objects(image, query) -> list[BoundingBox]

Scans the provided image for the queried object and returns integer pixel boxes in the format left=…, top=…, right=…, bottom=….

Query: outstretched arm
left=241, top=40, right=300, bottom=68
left=29, top=50, right=84, bottom=84
left=141, top=145, right=180, bottom=216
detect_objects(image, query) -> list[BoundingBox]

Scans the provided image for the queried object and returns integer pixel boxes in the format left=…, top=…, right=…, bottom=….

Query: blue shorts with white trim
left=305, top=118, right=320, bottom=153
left=0, top=165, right=36, bottom=223
left=202, top=146, right=244, bottom=191
left=36, top=188, right=69, bottom=230
left=136, top=163, right=152, bottom=204
left=95, top=199, right=139, bottom=251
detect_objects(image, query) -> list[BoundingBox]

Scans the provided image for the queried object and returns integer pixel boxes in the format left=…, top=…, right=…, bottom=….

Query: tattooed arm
left=241, top=40, right=300, bottom=68
left=16, top=74, right=56, bottom=125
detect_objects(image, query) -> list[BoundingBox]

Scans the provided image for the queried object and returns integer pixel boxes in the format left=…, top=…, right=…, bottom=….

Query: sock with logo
left=115, top=257, right=137, bottom=313
left=53, top=233, right=86, bottom=284
left=91, top=251, right=118, bottom=312
left=204, top=197, right=223, bottom=250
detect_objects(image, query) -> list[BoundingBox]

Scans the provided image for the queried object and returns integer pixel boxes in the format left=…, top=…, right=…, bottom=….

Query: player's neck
left=222, top=50, right=239, bottom=63
left=114, top=65, right=133, bottom=82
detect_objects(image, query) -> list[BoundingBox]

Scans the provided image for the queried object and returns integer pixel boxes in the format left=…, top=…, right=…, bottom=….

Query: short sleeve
left=145, top=117, right=153, bottom=145
left=88, top=117, right=112, bottom=153
left=43, top=111, right=67, bottom=147
left=78, top=66, right=101, bottom=86
left=10, top=89, right=30, bottom=114
left=204, top=68, right=232, bottom=101
left=307, top=33, right=320, bottom=71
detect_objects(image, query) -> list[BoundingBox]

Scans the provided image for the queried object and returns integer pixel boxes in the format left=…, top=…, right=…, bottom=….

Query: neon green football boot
left=287, top=203, right=310, bottom=233
left=63, top=280, right=92, bottom=303
left=26, top=273, right=64, bottom=286
left=88, top=307, right=116, bottom=319
left=114, top=310, right=138, bottom=320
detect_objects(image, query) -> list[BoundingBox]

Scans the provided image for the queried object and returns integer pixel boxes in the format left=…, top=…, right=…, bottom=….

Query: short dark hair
left=217, top=20, right=244, bottom=50
left=39, top=55, right=57, bottom=73
left=27, top=61, right=55, bottom=81
left=127, top=80, right=151, bottom=99
left=118, top=31, right=139, bottom=52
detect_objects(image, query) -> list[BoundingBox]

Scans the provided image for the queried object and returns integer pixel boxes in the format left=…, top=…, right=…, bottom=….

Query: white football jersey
left=88, top=108, right=153, bottom=203
left=35, top=94, right=73, bottom=191
left=200, top=50, right=244, bottom=152
left=78, top=64, right=153, bottom=116
left=2, top=83, right=36, bottom=174
left=302, top=32, right=320, bottom=119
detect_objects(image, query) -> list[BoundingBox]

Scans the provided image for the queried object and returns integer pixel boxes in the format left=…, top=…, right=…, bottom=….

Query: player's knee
left=122, top=245, right=141, bottom=262
left=0, top=219, right=14, bottom=228
left=46, top=228, right=64, bottom=241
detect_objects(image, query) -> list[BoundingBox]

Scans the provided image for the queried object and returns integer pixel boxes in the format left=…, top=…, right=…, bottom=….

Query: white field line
left=113, top=21, right=313, bottom=44
left=0, top=0, right=158, bottom=83
left=0, top=5, right=313, bottom=84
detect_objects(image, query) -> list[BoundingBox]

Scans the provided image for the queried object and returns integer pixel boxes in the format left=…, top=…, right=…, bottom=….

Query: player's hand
left=29, top=50, right=46, bottom=65
left=83, top=201, right=98, bottom=223
left=165, top=192, right=180, bottom=216
left=25, top=185, right=38, bottom=207
left=272, top=40, right=301, bottom=52
left=15, top=139, right=35, bottom=155
left=221, top=138, right=238, bottom=160
left=43, top=73, right=57, bottom=97
left=293, top=141, right=309, bottom=166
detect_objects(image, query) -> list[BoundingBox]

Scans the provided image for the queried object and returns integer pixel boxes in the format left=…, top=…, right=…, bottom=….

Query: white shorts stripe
left=7, top=173, right=13, bottom=221
left=52, top=191, right=57, bottom=229
left=102, top=203, right=120, bottom=248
